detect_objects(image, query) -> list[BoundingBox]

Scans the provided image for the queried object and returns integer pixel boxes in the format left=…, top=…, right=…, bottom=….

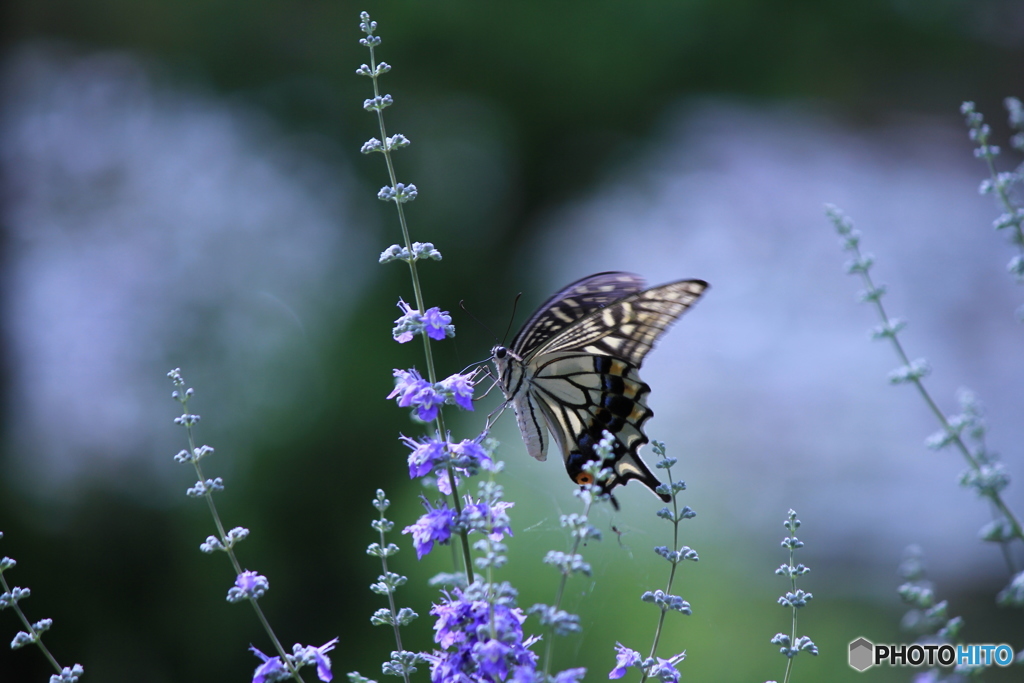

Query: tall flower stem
left=359, top=13, right=474, bottom=585
left=640, top=466, right=681, bottom=682
left=541, top=494, right=595, bottom=679
left=961, top=101, right=1024, bottom=285
left=170, top=372, right=304, bottom=682
left=769, top=511, right=816, bottom=683
left=0, top=563, right=62, bottom=674
left=827, top=205, right=1023, bottom=574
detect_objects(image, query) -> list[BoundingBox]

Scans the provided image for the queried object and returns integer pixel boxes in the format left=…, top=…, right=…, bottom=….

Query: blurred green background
left=2, top=1, right=1024, bottom=682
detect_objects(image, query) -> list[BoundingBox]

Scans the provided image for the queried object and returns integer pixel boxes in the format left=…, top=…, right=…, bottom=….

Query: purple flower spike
left=426, top=585, right=538, bottom=683
left=403, top=501, right=455, bottom=559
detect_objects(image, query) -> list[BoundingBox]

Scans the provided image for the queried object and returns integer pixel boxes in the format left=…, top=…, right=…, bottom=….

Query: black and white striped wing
left=509, top=272, right=646, bottom=357
left=527, top=351, right=659, bottom=498
left=494, top=272, right=708, bottom=503
left=525, top=280, right=708, bottom=365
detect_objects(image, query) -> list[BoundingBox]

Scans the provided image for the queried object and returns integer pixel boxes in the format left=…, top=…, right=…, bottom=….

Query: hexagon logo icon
left=849, top=637, right=874, bottom=671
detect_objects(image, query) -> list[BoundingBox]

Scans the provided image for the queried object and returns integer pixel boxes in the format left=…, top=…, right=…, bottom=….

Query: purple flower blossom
left=250, top=645, right=287, bottom=683
left=554, top=668, right=587, bottom=683
left=432, top=438, right=491, bottom=497
left=512, top=667, right=543, bottom=683
left=403, top=501, right=456, bottom=559
left=391, top=299, right=453, bottom=343
left=411, top=385, right=446, bottom=422
left=449, top=439, right=490, bottom=470
left=402, top=435, right=448, bottom=478
left=422, top=307, right=453, bottom=340
left=426, top=584, right=538, bottom=683
left=474, top=639, right=512, bottom=680
left=388, top=368, right=446, bottom=421
left=460, top=499, right=514, bottom=542
left=435, top=468, right=460, bottom=496
left=609, top=643, right=641, bottom=679
left=310, top=638, right=339, bottom=682
left=439, top=373, right=475, bottom=411
left=650, top=658, right=681, bottom=683
left=228, top=570, right=269, bottom=602
left=249, top=639, right=338, bottom=683
left=388, top=368, right=428, bottom=404
left=392, top=302, right=418, bottom=343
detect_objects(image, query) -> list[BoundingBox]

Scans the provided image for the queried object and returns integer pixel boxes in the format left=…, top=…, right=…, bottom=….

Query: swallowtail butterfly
left=491, top=272, right=707, bottom=506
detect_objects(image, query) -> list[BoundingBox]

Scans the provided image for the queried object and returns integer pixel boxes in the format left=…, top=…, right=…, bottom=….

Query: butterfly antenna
left=459, top=300, right=500, bottom=344
left=501, top=292, right=523, bottom=345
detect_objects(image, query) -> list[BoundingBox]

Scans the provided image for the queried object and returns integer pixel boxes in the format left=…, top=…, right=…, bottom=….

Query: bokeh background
left=2, top=1, right=1024, bottom=681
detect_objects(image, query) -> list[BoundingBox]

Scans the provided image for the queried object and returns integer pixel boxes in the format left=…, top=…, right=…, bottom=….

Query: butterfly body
left=492, top=272, right=707, bottom=504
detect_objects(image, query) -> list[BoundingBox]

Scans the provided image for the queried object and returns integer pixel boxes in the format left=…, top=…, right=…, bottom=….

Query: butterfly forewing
left=510, top=272, right=645, bottom=357
left=530, top=280, right=708, bottom=365
left=494, top=272, right=708, bottom=504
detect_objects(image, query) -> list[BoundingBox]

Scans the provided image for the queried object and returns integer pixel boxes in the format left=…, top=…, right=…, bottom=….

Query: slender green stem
left=179, top=395, right=305, bottom=683
left=976, top=126, right=1024, bottom=261
left=364, top=38, right=475, bottom=586
left=0, top=570, right=62, bottom=673
left=376, top=508, right=412, bottom=683
left=541, top=496, right=594, bottom=679
left=847, top=240, right=1023, bottom=572
left=781, top=544, right=798, bottom=683
left=639, top=468, right=681, bottom=683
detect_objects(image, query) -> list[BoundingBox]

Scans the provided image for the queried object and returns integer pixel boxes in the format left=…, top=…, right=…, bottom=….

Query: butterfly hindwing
left=493, top=272, right=708, bottom=504
left=527, top=352, right=664, bottom=497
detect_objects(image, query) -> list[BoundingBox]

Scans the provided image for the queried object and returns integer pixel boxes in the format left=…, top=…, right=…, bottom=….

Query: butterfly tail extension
left=605, top=443, right=671, bottom=503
